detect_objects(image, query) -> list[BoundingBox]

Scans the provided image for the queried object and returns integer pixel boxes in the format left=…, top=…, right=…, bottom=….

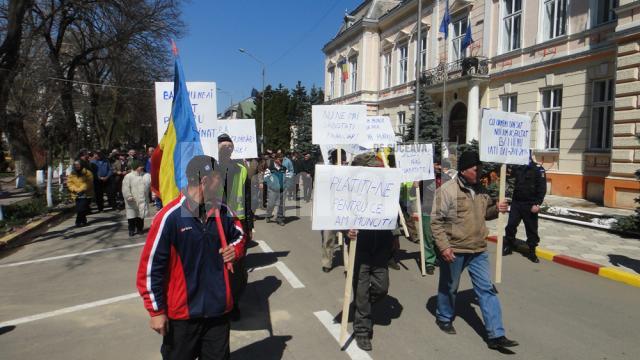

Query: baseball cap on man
left=186, top=155, right=219, bottom=185
left=217, top=133, right=233, bottom=144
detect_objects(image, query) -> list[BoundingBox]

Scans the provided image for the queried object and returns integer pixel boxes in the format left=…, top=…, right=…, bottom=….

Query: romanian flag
left=341, top=61, right=349, bottom=81
left=151, top=49, right=204, bottom=203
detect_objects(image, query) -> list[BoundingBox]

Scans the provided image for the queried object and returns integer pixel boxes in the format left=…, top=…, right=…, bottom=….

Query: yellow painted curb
left=536, top=247, right=556, bottom=262
left=598, top=267, right=640, bottom=288
left=0, top=212, right=61, bottom=246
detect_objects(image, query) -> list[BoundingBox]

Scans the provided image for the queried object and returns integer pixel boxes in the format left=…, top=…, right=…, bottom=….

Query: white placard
left=312, top=105, right=367, bottom=145
left=213, top=119, right=258, bottom=159
left=480, top=109, right=532, bottom=165
left=361, top=116, right=396, bottom=149
left=155, top=82, right=218, bottom=156
left=312, top=165, right=401, bottom=230
left=395, top=143, right=435, bottom=182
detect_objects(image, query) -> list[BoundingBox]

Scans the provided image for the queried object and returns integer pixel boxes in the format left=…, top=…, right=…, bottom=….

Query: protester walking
left=67, top=160, right=94, bottom=227
left=503, top=152, right=546, bottom=263
left=264, top=153, right=292, bottom=226
left=137, top=155, right=246, bottom=360
left=300, top=152, right=315, bottom=202
left=347, top=152, right=393, bottom=352
left=431, top=151, right=518, bottom=350
left=320, top=149, right=347, bottom=273
left=122, top=160, right=151, bottom=236
left=91, top=150, right=116, bottom=211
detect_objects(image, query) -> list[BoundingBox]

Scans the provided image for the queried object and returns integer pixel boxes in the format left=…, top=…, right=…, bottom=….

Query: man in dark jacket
left=91, top=151, right=115, bottom=211
left=300, top=152, right=315, bottom=202
left=503, top=153, right=547, bottom=263
left=264, top=153, right=292, bottom=226
left=347, top=152, right=393, bottom=352
left=137, top=155, right=246, bottom=360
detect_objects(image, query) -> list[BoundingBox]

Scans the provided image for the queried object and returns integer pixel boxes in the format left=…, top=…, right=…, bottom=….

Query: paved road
left=1, top=202, right=639, bottom=360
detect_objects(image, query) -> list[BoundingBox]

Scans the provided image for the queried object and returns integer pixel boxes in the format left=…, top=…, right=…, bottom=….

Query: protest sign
left=312, top=105, right=367, bottom=145
left=213, top=119, right=258, bottom=159
left=155, top=82, right=217, bottom=156
left=361, top=116, right=396, bottom=148
left=395, top=143, right=435, bottom=182
left=479, top=109, right=531, bottom=165
left=319, top=144, right=369, bottom=165
left=311, top=165, right=401, bottom=231
left=479, top=109, right=533, bottom=283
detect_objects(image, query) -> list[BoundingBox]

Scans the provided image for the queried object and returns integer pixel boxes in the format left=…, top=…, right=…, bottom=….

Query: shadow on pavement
left=372, top=294, right=403, bottom=326
left=232, top=275, right=282, bottom=335
left=0, top=326, right=15, bottom=336
left=426, top=290, right=487, bottom=341
left=231, top=335, right=292, bottom=360
left=608, top=254, right=640, bottom=274
left=245, top=251, right=289, bottom=269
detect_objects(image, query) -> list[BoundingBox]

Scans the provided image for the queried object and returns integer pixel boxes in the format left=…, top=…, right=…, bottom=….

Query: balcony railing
left=422, top=56, right=489, bottom=86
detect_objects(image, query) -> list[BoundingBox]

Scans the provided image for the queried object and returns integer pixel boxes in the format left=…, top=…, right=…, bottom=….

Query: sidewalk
left=486, top=196, right=640, bottom=286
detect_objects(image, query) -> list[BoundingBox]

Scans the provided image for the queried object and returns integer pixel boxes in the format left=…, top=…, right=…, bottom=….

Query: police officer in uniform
left=503, top=152, right=546, bottom=263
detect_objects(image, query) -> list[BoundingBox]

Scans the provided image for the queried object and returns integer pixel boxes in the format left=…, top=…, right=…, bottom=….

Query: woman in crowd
left=122, top=160, right=151, bottom=236
left=67, top=160, right=94, bottom=227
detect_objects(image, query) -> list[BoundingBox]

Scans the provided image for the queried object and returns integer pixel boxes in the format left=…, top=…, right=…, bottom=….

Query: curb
left=487, top=236, right=640, bottom=288
left=0, top=208, right=73, bottom=251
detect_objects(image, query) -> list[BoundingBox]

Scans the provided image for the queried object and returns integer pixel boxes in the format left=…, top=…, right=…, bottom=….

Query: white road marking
left=255, top=240, right=305, bottom=289
left=0, top=293, right=139, bottom=328
left=313, top=310, right=372, bottom=360
left=0, top=243, right=145, bottom=268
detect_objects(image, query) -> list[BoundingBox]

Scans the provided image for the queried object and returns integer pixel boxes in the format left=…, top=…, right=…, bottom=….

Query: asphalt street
left=1, top=201, right=639, bottom=360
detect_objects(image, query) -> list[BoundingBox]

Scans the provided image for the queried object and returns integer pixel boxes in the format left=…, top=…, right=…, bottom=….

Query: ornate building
left=322, top=0, right=640, bottom=208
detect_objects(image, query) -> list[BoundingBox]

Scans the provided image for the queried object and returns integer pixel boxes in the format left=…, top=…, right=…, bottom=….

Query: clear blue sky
left=176, top=0, right=361, bottom=111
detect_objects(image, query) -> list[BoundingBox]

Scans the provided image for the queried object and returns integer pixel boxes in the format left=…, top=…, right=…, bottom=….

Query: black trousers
left=161, top=317, right=230, bottom=360
left=352, top=261, right=389, bottom=336
left=75, top=197, right=90, bottom=225
left=302, top=174, right=313, bottom=201
left=127, top=218, right=144, bottom=233
left=504, top=201, right=540, bottom=248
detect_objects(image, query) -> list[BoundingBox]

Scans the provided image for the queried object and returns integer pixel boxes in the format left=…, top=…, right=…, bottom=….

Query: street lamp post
left=239, top=48, right=266, bottom=153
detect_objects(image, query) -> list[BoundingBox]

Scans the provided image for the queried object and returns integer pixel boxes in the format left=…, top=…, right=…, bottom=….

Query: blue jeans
left=436, top=251, right=505, bottom=339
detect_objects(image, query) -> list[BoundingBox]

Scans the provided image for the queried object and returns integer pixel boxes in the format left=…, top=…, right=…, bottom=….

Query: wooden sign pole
left=416, top=186, right=426, bottom=276
left=380, top=153, right=410, bottom=238
left=495, top=163, right=507, bottom=283
left=336, top=148, right=348, bottom=269
left=339, top=231, right=358, bottom=346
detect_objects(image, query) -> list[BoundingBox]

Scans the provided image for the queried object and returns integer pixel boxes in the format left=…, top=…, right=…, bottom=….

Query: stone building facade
left=322, top=0, right=640, bottom=208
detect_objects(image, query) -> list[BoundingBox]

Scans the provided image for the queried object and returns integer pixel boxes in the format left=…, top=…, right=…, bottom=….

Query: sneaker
left=355, top=335, right=372, bottom=351
left=322, top=267, right=332, bottom=273
left=487, top=336, right=519, bottom=349
left=502, top=246, right=513, bottom=256
left=277, top=220, right=285, bottom=226
left=528, top=250, right=540, bottom=263
left=388, top=260, right=400, bottom=270
left=436, top=320, right=456, bottom=335
left=426, top=265, right=435, bottom=275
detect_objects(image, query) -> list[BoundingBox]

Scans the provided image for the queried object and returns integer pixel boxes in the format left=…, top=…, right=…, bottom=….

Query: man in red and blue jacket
left=137, top=155, right=246, bottom=360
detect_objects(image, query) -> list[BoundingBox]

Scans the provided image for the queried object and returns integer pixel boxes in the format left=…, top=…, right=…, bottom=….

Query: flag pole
left=415, top=0, right=427, bottom=277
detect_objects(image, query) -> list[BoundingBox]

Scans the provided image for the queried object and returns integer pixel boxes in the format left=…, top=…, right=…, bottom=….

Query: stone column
left=466, top=80, right=480, bottom=142
left=606, top=0, right=640, bottom=208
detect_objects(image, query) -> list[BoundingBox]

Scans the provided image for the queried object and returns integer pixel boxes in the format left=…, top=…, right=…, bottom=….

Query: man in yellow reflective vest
left=218, top=133, right=253, bottom=321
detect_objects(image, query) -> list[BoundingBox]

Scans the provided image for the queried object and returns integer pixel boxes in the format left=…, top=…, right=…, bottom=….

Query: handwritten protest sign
left=479, top=109, right=531, bottom=165
left=479, top=109, right=533, bottom=284
left=312, top=105, right=367, bottom=145
left=155, top=82, right=218, bottom=156
left=319, top=144, right=369, bottom=164
left=360, top=116, right=396, bottom=148
left=395, top=143, right=435, bottom=182
left=312, top=165, right=401, bottom=230
left=213, top=119, right=258, bottom=159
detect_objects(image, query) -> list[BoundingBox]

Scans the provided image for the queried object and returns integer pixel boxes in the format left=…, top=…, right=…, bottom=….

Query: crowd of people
left=66, top=134, right=547, bottom=358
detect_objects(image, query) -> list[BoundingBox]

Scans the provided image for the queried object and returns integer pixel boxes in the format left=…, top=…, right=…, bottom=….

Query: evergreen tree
left=290, top=84, right=322, bottom=156
left=253, top=84, right=291, bottom=152
left=404, top=85, right=442, bottom=157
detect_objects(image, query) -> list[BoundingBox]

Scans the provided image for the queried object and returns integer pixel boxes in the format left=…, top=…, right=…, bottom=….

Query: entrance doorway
left=449, top=102, right=467, bottom=144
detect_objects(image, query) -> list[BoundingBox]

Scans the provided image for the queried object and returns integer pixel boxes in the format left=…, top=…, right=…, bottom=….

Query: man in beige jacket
left=431, top=151, right=519, bottom=351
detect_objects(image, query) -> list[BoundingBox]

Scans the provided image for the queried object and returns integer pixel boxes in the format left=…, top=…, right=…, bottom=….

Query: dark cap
left=217, top=133, right=233, bottom=144
left=457, top=151, right=481, bottom=171
left=351, top=152, right=383, bottom=167
left=186, top=155, right=219, bottom=185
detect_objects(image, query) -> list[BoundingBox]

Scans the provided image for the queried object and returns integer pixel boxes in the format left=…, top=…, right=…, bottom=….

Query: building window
left=398, top=44, right=408, bottom=84
left=593, top=0, right=617, bottom=26
left=349, top=57, right=358, bottom=93
left=501, top=94, right=518, bottom=112
left=339, top=61, right=346, bottom=97
left=542, top=0, right=567, bottom=41
left=397, top=112, right=406, bottom=137
left=328, top=67, right=335, bottom=99
left=382, top=52, right=392, bottom=89
left=540, top=88, right=562, bottom=150
left=590, top=79, right=614, bottom=150
left=415, top=32, right=428, bottom=77
left=502, top=0, right=522, bottom=53
left=451, top=17, right=468, bottom=62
